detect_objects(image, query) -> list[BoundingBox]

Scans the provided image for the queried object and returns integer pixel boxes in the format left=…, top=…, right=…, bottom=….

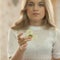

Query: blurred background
left=0, top=0, right=60, bottom=60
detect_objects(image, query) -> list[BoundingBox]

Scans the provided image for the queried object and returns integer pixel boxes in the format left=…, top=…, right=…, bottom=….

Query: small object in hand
left=26, top=30, right=33, bottom=39
left=28, top=34, right=33, bottom=39
left=20, top=29, right=34, bottom=40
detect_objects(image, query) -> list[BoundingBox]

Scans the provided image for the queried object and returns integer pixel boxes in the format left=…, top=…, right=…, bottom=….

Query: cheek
left=40, top=8, right=45, bottom=17
left=26, top=9, right=33, bottom=20
left=26, top=7, right=33, bottom=15
left=27, top=8, right=32, bottom=16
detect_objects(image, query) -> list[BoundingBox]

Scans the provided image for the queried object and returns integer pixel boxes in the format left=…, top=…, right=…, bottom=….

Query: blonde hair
left=11, top=0, right=56, bottom=30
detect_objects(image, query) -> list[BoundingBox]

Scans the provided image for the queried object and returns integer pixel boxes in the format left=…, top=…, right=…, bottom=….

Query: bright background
left=0, top=0, right=60, bottom=60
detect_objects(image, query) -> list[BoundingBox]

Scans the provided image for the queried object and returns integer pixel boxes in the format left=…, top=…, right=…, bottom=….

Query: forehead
left=27, top=0, right=44, bottom=3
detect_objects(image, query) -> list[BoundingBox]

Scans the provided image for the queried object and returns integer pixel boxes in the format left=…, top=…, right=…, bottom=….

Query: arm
left=8, top=29, right=24, bottom=60
left=10, top=47, right=24, bottom=60
left=52, top=57, right=60, bottom=60
left=52, top=29, right=60, bottom=60
left=8, top=28, right=28, bottom=60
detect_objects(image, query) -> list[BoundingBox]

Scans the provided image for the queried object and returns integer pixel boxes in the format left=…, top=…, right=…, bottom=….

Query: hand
left=17, top=32, right=31, bottom=52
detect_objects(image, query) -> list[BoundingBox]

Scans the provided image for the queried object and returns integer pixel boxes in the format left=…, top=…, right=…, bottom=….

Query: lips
left=33, top=13, right=39, bottom=16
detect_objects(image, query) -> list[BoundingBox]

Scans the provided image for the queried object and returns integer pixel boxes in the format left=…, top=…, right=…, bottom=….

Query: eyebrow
left=39, top=2, right=45, bottom=4
left=27, top=1, right=44, bottom=4
left=27, top=2, right=34, bottom=4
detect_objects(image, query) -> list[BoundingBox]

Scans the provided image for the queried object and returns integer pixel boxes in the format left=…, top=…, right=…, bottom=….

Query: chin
left=32, top=18, right=42, bottom=21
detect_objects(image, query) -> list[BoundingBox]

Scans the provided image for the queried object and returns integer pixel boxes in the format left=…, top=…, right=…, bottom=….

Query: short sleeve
left=8, top=28, right=18, bottom=59
left=52, top=29, right=60, bottom=59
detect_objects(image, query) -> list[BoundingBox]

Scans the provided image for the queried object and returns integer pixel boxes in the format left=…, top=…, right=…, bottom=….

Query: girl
left=8, top=0, right=60, bottom=60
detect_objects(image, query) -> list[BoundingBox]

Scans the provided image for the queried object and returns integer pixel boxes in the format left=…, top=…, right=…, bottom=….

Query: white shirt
left=8, top=26, right=60, bottom=60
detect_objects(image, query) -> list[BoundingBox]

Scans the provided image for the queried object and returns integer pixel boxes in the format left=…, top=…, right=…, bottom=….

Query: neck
left=29, top=21, right=42, bottom=26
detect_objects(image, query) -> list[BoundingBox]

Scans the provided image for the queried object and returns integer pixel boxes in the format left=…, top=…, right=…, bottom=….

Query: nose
left=33, top=5, right=39, bottom=11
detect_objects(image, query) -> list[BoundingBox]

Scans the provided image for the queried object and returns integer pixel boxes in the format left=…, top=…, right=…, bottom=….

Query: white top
left=8, top=26, right=60, bottom=60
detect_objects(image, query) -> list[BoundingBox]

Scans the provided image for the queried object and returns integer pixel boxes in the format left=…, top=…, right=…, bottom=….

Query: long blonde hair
left=11, top=0, right=56, bottom=30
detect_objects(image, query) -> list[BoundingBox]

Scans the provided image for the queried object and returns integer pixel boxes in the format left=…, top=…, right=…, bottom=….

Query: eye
left=38, top=3, right=45, bottom=7
left=27, top=2, right=34, bottom=6
left=28, top=3, right=33, bottom=6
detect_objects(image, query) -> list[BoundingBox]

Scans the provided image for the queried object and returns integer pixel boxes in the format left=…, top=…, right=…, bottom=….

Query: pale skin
left=10, top=0, right=60, bottom=60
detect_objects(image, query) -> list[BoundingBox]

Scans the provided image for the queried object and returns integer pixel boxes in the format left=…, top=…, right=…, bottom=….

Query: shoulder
left=55, top=28, right=60, bottom=33
left=8, top=28, right=25, bottom=36
left=49, top=27, right=60, bottom=43
left=53, top=28, right=60, bottom=43
left=8, top=28, right=17, bottom=35
left=55, top=28, right=60, bottom=37
left=48, top=27, right=60, bottom=33
left=46, top=27, right=60, bottom=38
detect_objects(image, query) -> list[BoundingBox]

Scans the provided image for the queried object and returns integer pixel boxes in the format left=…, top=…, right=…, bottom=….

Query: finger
left=17, top=34, right=25, bottom=42
left=18, top=40, right=27, bottom=46
left=18, top=36, right=32, bottom=46
left=17, top=32, right=23, bottom=38
left=18, top=36, right=32, bottom=44
left=25, top=37, right=32, bottom=41
left=19, top=43, right=27, bottom=51
left=18, top=37, right=24, bottom=41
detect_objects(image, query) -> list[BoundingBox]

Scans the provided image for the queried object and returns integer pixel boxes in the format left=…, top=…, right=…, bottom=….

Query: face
left=26, top=0, right=45, bottom=23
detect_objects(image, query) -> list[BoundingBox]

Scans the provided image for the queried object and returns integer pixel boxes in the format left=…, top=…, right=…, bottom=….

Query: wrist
left=18, top=46, right=25, bottom=54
